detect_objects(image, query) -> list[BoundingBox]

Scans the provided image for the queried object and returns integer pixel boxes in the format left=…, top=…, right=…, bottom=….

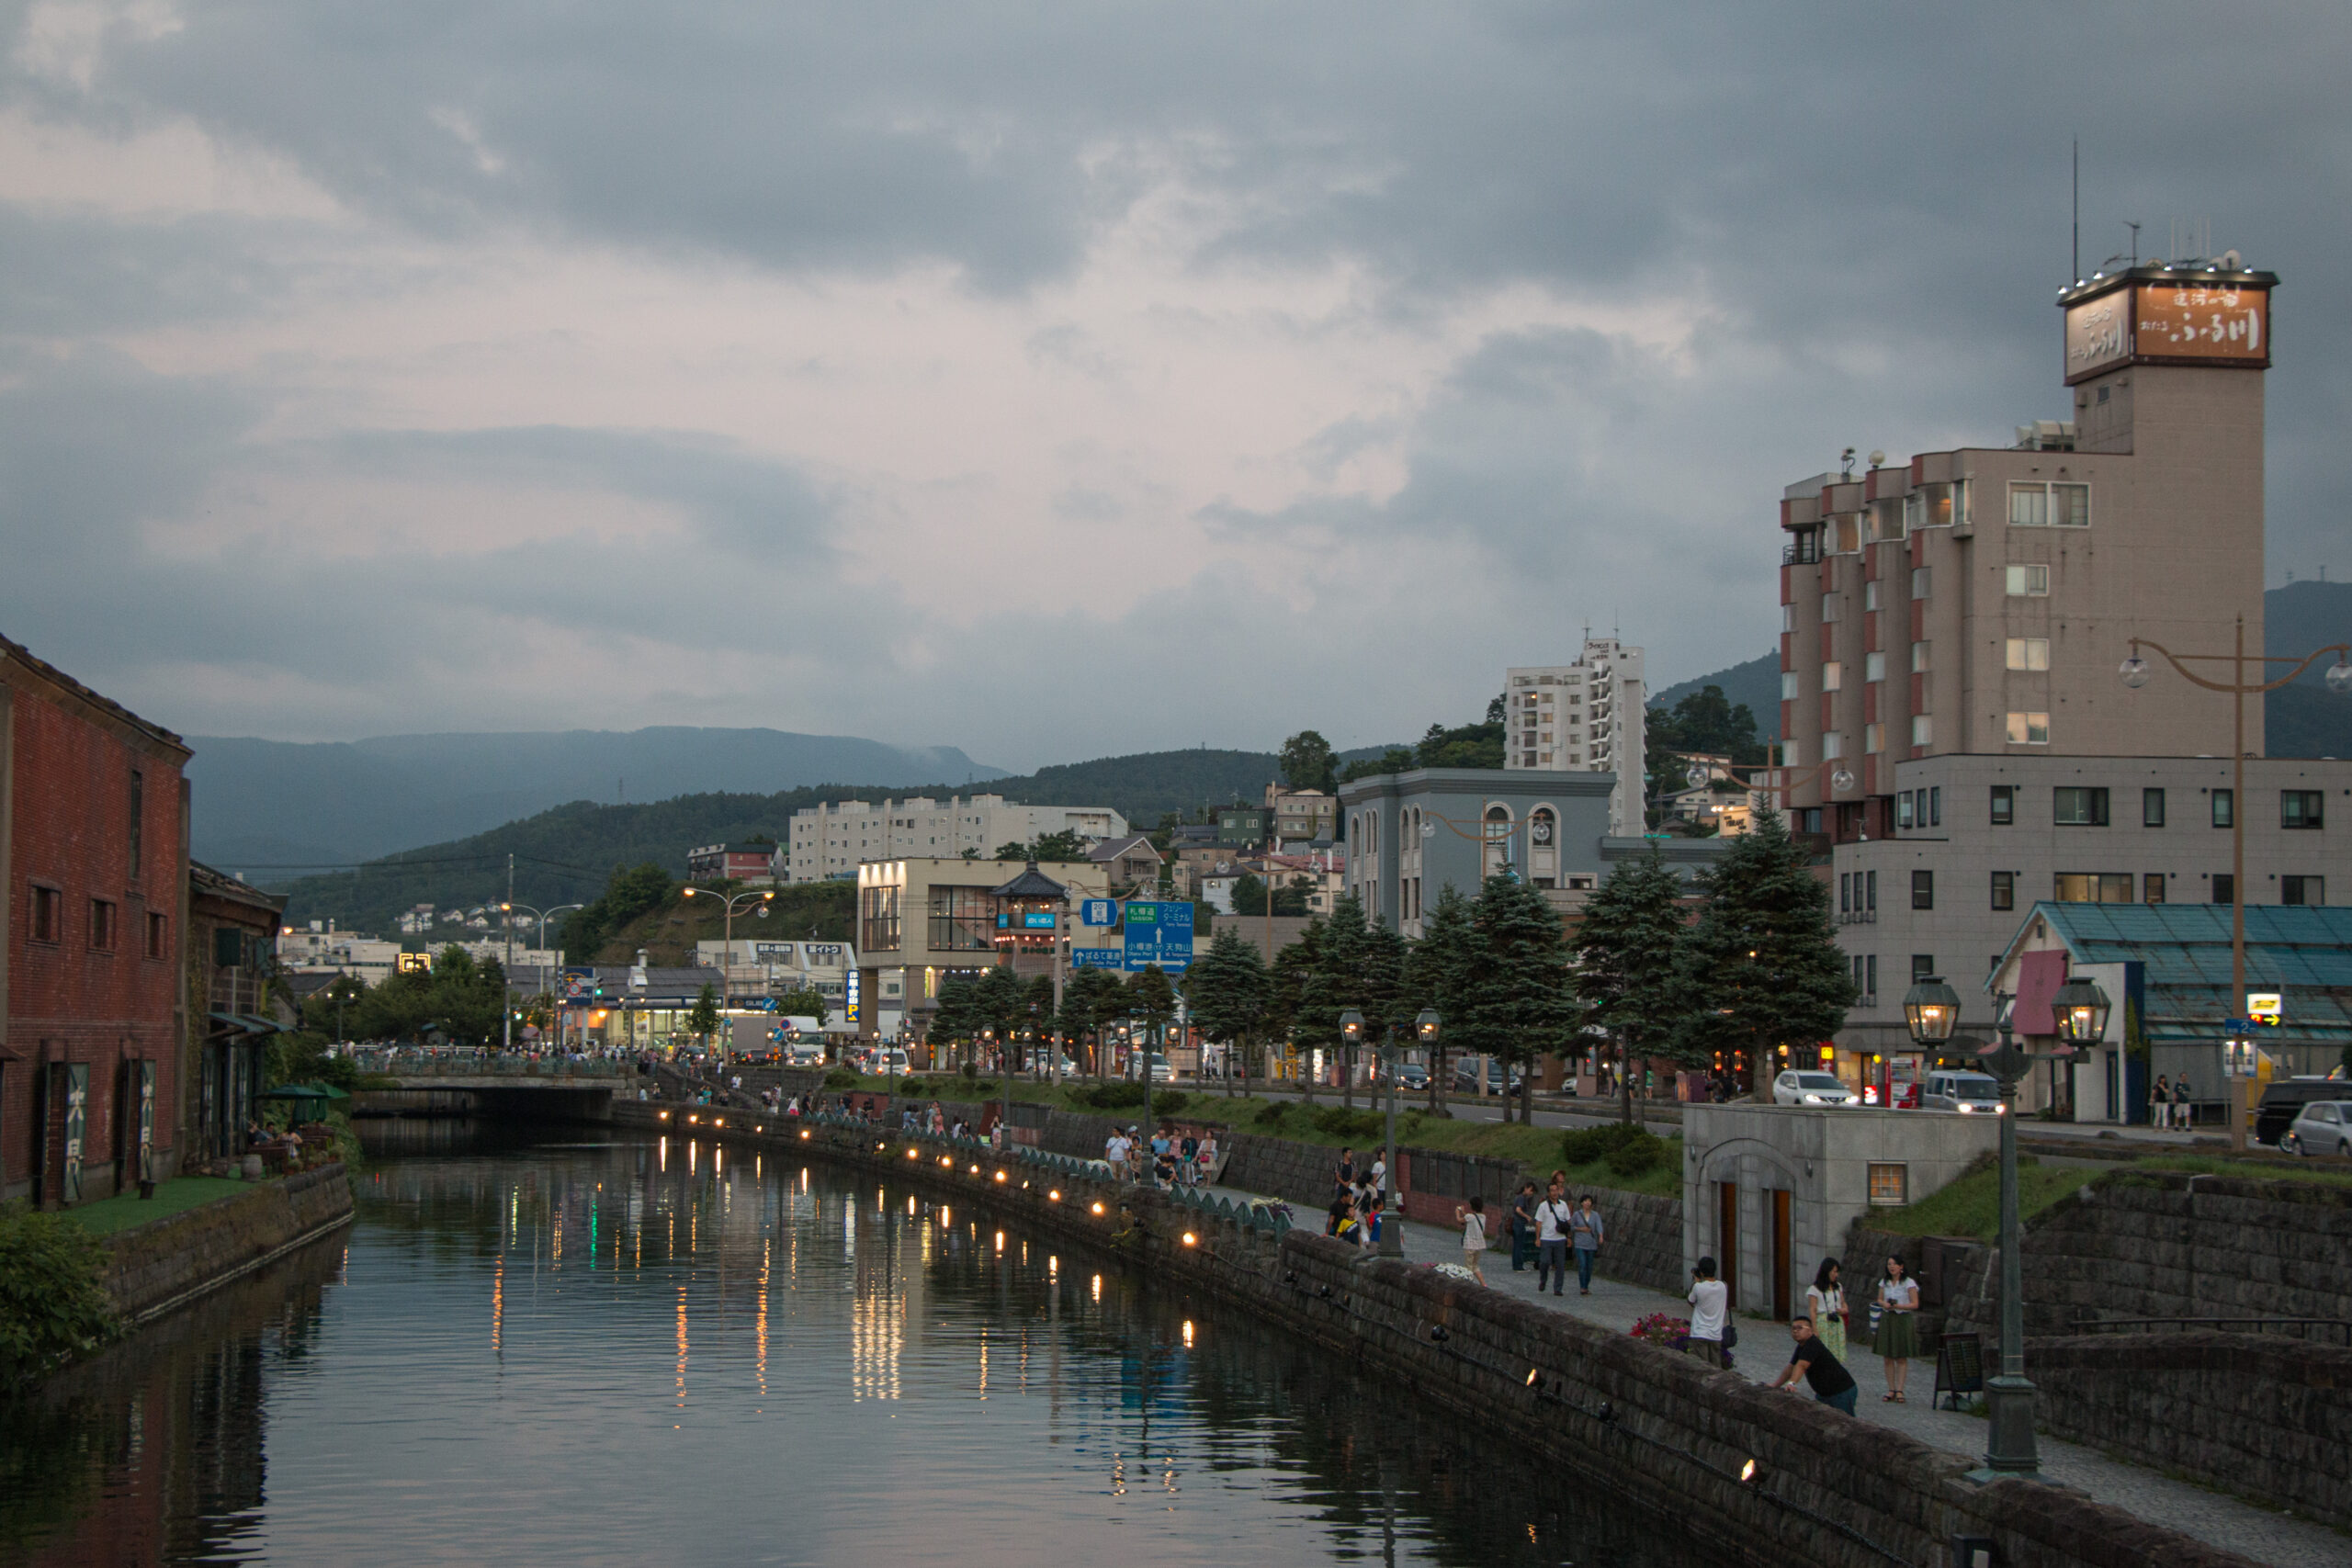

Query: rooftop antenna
left=2071, top=139, right=2078, bottom=282
left=2125, top=220, right=2140, bottom=265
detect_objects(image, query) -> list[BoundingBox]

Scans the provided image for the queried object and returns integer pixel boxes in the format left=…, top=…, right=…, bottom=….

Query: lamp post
left=1905, top=973, right=2109, bottom=1480
left=1341, top=1008, right=1438, bottom=1257
left=681, top=886, right=776, bottom=1065
left=2122, top=623, right=2350, bottom=1149
left=500, top=900, right=582, bottom=1048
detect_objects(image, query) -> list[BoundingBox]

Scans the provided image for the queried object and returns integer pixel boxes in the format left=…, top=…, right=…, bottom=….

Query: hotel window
left=1822, top=661, right=1842, bottom=692
left=1895, top=794, right=1913, bottom=829
left=1869, top=1164, right=1910, bottom=1207
left=1929, top=786, right=1941, bottom=826
left=2006, top=712, right=2050, bottom=745
left=2143, top=788, right=2166, bottom=828
left=2211, top=874, right=2235, bottom=906
left=1781, top=603, right=1794, bottom=634
left=1912, top=954, right=1936, bottom=982
left=1865, top=650, right=1885, bottom=682
left=31, top=884, right=62, bottom=942
left=2143, top=873, right=2165, bottom=905
left=2005, top=637, right=2050, bottom=671
left=2211, top=789, right=2233, bottom=829
left=2283, top=875, right=2324, bottom=906
left=89, top=898, right=118, bottom=951
left=1911, top=640, right=1929, bottom=672
left=2055, top=873, right=2133, bottom=904
left=1991, top=871, right=2015, bottom=911
left=1781, top=670, right=1799, bottom=700
left=1864, top=723, right=1884, bottom=754
left=1912, top=870, right=1933, bottom=910
left=1864, top=581, right=1880, bottom=611
left=1865, top=870, right=1877, bottom=913
left=2053, top=787, right=2109, bottom=827
left=1821, top=732, right=1844, bottom=759
left=146, top=910, right=168, bottom=959
left=1911, top=566, right=1930, bottom=600
left=2008, top=480, right=2089, bottom=527
left=1821, top=592, right=1838, bottom=624
left=2005, top=564, right=2050, bottom=596
left=1909, top=715, right=1932, bottom=748
left=2282, top=790, right=2324, bottom=830
left=1990, top=784, right=2014, bottom=825
left=1839, top=873, right=1850, bottom=914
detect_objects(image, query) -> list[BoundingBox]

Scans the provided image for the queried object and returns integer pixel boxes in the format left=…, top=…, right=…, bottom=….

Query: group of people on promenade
left=2150, top=1071, right=2197, bottom=1130
left=1103, top=1125, right=1220, bottom=1189
left=1682, top=1252, right=1925, bottom=1415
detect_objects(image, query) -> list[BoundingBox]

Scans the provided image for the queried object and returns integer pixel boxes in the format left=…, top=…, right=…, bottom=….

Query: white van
left=1921, top=1069, right=2002, bottom=1114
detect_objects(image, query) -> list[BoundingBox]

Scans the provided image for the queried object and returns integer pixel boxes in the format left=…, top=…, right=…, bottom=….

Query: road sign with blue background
left=1080, top=899, right=1117, bottom=927
left=1073, top=948, right=1125, bottom=969
left=1121, top=900, right=1193, bottom=972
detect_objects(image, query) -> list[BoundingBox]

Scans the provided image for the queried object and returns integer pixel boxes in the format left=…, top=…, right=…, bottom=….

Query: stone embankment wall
left=101, top=1164, right=356, bottom=1325
left=2029, top=1332, right=2352, bottom=1531
left=1939, top=1170, right=2352, bottom=1338
left=609, top=1101, right=2256, bottom=1568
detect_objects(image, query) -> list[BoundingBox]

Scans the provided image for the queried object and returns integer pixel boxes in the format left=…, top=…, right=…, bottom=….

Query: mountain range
left=185, top=728, right=1001, bottom=871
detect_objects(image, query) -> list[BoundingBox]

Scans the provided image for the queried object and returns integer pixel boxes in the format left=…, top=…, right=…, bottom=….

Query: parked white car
left=1772, top=1070, right=1856, bottom=1107
left=2279, top=1100, right=2352, bottom=1157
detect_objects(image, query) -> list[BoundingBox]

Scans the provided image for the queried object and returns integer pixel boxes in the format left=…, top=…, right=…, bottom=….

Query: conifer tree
left=1459, top=874, right=1584, bottom=1123
left=1268, top=918, right=1325, bottom=1100
left=1404, top=885, right=1476, bottom=1110
left=1668, top=806, right=1854, bottom=1096
left=1574, top=849, right=1688, bottom=1125
left=1182, top=928, right=1268, bottom=1094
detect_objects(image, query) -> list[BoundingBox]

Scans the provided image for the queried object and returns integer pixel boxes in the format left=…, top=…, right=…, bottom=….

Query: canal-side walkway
left=1192, top=1179, right=2345, bottom=1568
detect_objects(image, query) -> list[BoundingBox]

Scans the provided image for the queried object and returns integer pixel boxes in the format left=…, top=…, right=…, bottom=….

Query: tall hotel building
left=1774, top=255, right=2345, bottom=1107
left=1504, top=638, right=1646, bottom=839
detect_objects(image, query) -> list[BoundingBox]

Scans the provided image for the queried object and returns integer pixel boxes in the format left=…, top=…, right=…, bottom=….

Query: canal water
left=4, top=1123, right=1685, bottom=1567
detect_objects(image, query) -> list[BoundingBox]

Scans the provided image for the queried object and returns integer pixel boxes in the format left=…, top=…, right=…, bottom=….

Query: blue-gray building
left=1337, top=768, right=1729, bottom=935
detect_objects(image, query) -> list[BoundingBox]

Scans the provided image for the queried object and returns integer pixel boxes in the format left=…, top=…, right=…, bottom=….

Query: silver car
left=2280, top=1100, right=2352, bottom=1157
left=1772, top=1070, right=1855, bottom=1107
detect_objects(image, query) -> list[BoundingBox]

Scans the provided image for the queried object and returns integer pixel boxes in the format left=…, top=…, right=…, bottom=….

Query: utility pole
left=502, top=853, right=514, bottom=1055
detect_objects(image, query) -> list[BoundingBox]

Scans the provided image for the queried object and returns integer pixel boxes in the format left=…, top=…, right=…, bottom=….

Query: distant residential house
left=687, top=842, right=779, bottom=885
left=1089, top=833, right=1165, bottom=892
left=1265, top=784, right=1337, bottom=847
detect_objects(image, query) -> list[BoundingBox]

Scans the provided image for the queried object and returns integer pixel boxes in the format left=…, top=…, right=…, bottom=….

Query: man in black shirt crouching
left=1768, top=1315, right=1858, bottom=1415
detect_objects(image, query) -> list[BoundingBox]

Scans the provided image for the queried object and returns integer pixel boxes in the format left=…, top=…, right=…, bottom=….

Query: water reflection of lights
left=491, top=1254, right=504, bottom=1355
left=994, top=1230, right=1004, bottom=1253
left=756, top=1239, right=771, bottom=1398
left=1182, top=1319, right=1194, bottom=1348
left=1091, top=1273, right=1102, bottom=1303
left=675, top=1282, right=690, bottom=1408
left=659, top=1137, right=667, bottom=1171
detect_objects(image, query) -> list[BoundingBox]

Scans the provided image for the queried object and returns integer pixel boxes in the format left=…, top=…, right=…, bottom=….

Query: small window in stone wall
left=1867, top=1163, right=1909, bottom=1207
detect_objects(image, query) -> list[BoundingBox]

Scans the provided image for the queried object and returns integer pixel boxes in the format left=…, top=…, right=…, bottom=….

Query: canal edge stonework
left=614, top=1102, right=2263, bottom=1568
left=100, top=1163, right=356, bottom=1325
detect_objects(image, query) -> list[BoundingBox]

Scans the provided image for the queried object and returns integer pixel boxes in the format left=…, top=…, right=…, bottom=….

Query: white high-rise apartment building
left=1504, top=638, right=1646, bottom=837
left=786, top=794, right=1127, bottom=883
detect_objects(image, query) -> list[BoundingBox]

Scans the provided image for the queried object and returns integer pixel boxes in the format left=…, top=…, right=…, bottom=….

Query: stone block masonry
left=2030, top=1333, right=2352, bottom=1532
left=613, top=1102, right=2261, bottom=1568
left=100, top=1164, right=356, bottom=1325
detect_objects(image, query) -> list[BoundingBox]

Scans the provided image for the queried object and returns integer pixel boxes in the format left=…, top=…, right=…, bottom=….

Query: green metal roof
left=2011, top=902, right=2352, bottom=1043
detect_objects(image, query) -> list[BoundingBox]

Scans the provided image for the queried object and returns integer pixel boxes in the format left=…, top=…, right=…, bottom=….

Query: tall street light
left=2121, top=620, right=2350, bottom=1149
left=501, top=900, right=583, bottom=1047
left=681, top=885, right=776, bottom=1066
left=1905, top=972, right=2108, bottom=1480
left=1342, top=1007, right=1439, bottom=1257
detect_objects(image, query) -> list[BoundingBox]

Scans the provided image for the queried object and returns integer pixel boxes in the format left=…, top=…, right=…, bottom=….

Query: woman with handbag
left=1805, top=1257, right=1849, bottom=1360
left=1873, top=1256, right=1918, bottom=1402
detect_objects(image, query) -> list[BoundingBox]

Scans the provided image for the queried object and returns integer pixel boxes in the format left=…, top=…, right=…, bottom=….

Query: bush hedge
left=0, top=1205, right=119, bottom=1387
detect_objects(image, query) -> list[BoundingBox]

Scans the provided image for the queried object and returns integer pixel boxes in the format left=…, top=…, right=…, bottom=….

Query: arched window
left=1483, top=804, right=1513, bottom=878
left=1529, top=807, right=1558, bottom=888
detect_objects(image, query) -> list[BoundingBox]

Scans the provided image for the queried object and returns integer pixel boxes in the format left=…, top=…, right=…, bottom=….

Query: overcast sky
left=3, top=2, right=2345, bottom=770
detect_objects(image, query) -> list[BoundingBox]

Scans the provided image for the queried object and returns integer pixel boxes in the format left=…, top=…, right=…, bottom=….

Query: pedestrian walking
left=1805, top=1258, right=1848, bottom=1360
left=1874, top=1257, right=1918, bottom=1402
left=1508, top=1180, right=1539, bottom=1272
left=2173, top=1072, right=2193, bottom=1130
left=1768, top=1316, right=1859, bottom=1415
left=1179, top=1131, right=1200, bottom=1187
left=1454, top=1198, right=1489, bottom=1285
left=1686, top=1258, right=1729, bottom=1368
left=1533, top=1182, right=1573, bottom=1296
left=2151, top=1072, right=2172, bottom=1130
left=1568, top=1193, right=1606, bottom=1295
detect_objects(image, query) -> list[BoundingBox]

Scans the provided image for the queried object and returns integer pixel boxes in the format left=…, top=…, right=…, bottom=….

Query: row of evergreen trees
left=1182, top=807, right=1854, bottom=1118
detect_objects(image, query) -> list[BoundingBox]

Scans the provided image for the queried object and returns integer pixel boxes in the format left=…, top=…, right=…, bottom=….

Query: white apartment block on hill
left=1504, top=638, right=1646, bottom=838
left=786, top=794, right=1127, bottom=882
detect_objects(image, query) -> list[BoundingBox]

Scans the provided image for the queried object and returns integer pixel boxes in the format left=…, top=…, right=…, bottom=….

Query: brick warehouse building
left=2, top=635, right=193, bottom=1205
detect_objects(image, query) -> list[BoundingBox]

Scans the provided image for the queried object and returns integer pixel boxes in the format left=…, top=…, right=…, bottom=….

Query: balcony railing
left=1838, top=908, right=1877, bottom=925
left=1782, top=536, right=1824, bottom=566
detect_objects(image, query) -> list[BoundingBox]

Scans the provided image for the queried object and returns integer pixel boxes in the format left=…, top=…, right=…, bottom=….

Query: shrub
left=1311, top=1106, right=1384, bottom=1143
left=0, top=1206, right=119, bottom=1386
left=1253, top=1100, right=1290, bottom=1127
left=821, top=1068, right=859, bottom=1090
left=1605, top=1132, right=1668, bottom=1178
left=1559, top=1121, right=1651, bottom=1167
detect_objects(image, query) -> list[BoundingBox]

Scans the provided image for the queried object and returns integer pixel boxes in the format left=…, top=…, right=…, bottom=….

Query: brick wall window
left=31, top=884, right=62, bottom=942
left=90, top=897, right=118, bottom=951
left=147, top=909, right=169, bottom=959
left=129, top=768, right=144, bottom=879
